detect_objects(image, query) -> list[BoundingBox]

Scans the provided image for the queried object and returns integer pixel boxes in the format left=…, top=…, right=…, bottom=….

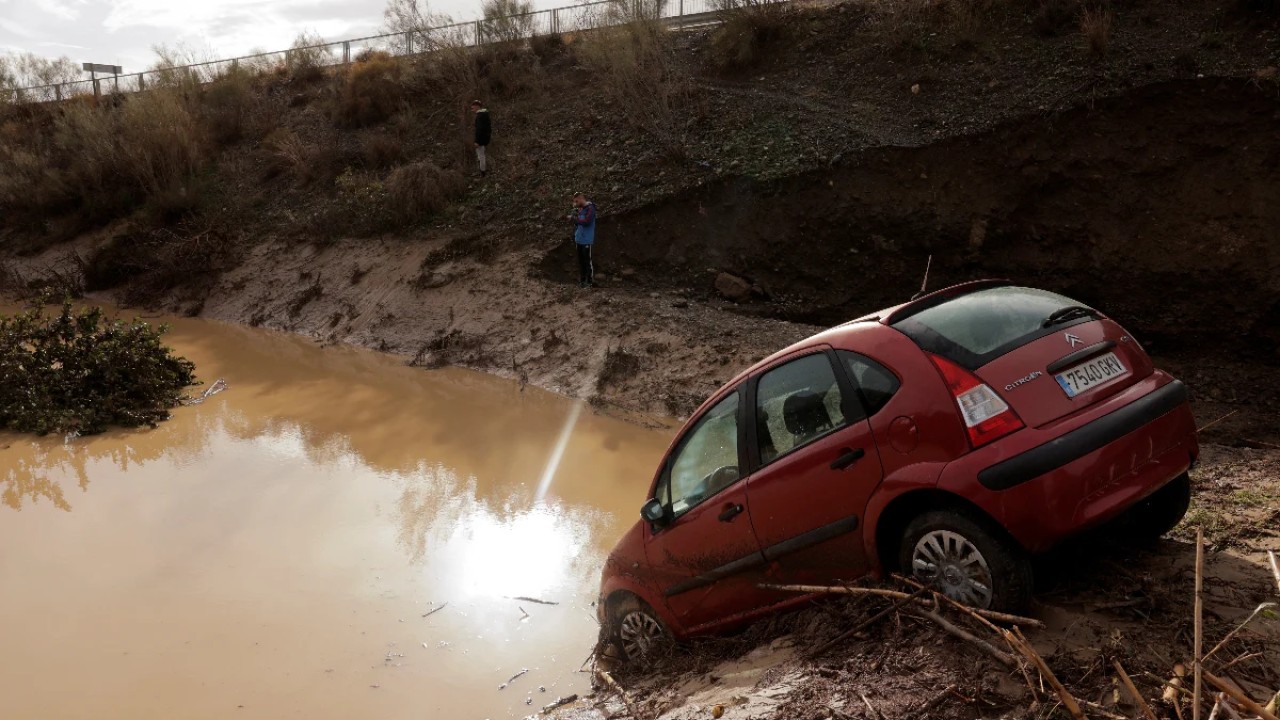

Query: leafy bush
left=0, top=300, right=197, bottom=435
left=334, top=51, right=405, bottom=127
left=202, top=63, right=256, bottom=144
left=386, top=161, right=467, bottom=222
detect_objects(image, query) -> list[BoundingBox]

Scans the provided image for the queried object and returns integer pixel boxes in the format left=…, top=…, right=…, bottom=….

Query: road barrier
left=5, top=0, right=726, bottom=104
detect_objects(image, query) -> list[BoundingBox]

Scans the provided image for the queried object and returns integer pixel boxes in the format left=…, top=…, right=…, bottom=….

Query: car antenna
left=911, top=255, right=932, bottom=300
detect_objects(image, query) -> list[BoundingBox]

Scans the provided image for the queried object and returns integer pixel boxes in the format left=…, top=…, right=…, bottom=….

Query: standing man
left=471, top=100, right=491, bottom=176
left=567, top=192, right=597, bottom=288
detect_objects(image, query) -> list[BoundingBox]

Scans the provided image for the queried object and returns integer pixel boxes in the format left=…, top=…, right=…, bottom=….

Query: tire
left=608, top=595, right=672, bottom=665
left=899, top=509, right=1033, bottom=613
left=1116, top=472, right=1192, bottom=541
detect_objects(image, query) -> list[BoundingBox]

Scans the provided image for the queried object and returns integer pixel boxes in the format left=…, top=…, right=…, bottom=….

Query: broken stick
left=540, top=694, right=579, bottom=714
left=510, top=596, right=559, bottom=606
left=759, top=582, right=1044, bottom=627
left=421, top=602, right=448, bottom=619
left=1203, top=671, right=1280, bottom=720
left=1005, top=626, right=1086, bottom=720
left=1113, top=659, right=1159, bottom=720
left=1268, top=551, right=1280, bottom=596
left=1195, top=527, right=1205, bottom=720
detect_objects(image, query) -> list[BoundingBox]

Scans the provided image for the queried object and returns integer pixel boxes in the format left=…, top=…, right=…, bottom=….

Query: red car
left=599, top=281, right=1198, bottom=662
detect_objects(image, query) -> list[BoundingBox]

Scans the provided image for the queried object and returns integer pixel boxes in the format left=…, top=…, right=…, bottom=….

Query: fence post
left=679, top=0, right=685, bottom=28
left=54, top=84, right=62, bottom=102
left=474, top=20, right=481, bottom=45
left=406, top=31, right=414, bottom=55
left=138, top=73, right=146, bottom=91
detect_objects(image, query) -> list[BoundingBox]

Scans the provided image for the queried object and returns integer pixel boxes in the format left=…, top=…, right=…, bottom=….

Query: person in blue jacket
left=567, top=192, right=597, bottom=288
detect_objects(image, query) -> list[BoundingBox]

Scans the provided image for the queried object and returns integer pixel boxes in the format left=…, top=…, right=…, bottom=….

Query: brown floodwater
left=0, top=307, right=676, bottom=720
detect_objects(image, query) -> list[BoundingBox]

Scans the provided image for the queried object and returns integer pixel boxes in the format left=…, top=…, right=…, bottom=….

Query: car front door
left=642, top=389, right=769, bottom=632
left=743, top=349, right=889, bottom=585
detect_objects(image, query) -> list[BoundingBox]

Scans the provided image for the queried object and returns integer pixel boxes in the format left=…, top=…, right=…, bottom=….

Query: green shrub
left=0, top=299, right=197, bottom=435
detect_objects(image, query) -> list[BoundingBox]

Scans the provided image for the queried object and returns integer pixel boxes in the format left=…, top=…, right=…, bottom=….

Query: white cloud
left=33, top=0, right=88, bottom=21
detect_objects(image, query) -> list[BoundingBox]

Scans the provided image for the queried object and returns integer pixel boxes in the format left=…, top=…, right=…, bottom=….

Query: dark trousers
left=576, top=243, right=594, bottom=286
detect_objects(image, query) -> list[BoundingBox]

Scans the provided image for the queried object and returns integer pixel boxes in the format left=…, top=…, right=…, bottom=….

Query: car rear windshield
left=891, top=286, right=1093, bottom=369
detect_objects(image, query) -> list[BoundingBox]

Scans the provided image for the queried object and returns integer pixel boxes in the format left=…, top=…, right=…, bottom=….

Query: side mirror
left=641, top=498, right=667, bottom=526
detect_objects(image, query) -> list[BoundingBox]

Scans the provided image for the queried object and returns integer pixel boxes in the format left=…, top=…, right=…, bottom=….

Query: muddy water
left=0, top=308, right=676, bottom=720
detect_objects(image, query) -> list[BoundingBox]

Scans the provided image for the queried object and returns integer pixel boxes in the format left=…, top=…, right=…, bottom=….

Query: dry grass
left=710, top=0, right=791, bottom=71
left=576, top=0, right=695, bottom=156
left=362, top=132, right=405, bottom=169
left=334, top=51, right=405, bottom=128
left=386, top=161, right=468, bottom=223
left=1080, top=4, right=1114, bottom=59
left=286, top=31, right=332, bottom=83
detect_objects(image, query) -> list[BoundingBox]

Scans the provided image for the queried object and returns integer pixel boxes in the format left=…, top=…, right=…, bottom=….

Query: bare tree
left=382, top=0, right=452, bottom=54
left=480, top=0, right=535, bottom=44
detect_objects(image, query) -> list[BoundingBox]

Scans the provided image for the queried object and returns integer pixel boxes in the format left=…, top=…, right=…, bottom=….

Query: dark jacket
left=474, top=108, right=491, bottom=146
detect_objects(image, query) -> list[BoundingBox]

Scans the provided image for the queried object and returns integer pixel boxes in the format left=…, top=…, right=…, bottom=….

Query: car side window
left=661, top=392, right=741, bottom=519
left=838, top=350, right=901, bottom=417
left=755, top=354, right=848, bottom=465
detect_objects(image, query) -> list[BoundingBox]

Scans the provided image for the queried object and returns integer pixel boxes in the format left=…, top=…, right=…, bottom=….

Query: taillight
left=927, top=354, right=1025, bottom=448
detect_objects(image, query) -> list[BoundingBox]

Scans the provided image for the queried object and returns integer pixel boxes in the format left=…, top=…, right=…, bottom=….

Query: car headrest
left=783, top=390, right=832, bottom=439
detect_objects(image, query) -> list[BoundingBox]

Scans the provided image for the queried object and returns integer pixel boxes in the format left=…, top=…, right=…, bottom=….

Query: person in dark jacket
left=470, top=100, right=491, bottom=176
left=567, top=192, right=597, bottom=288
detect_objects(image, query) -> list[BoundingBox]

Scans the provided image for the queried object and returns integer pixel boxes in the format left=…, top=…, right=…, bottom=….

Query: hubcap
left=911, top=530, right=995, bottom=609
left=618, top=610, right=665, bottom=660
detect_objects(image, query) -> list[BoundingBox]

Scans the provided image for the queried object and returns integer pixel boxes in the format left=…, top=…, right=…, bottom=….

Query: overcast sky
left=0, top=0, right=526, bottom=76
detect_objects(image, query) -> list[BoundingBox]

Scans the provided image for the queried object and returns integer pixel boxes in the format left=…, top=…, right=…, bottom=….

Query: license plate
left=1055, top=352, right=1128, bottom=398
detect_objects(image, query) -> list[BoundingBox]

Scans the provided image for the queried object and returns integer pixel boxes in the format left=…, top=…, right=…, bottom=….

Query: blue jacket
left=572, top=202, right=597, bottom=245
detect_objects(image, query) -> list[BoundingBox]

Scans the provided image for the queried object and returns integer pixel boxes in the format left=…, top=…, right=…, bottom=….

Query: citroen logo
left=1065, top=333, right=1082, bottom=348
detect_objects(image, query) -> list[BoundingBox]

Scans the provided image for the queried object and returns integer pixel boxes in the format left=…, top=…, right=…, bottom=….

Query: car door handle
left=830, top=447, right=865, bottom=471
left=718, top=503, right=744, bottom=522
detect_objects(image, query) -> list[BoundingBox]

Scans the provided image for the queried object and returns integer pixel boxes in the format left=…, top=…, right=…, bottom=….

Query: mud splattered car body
left=599, top=280, right=1199, bottom=661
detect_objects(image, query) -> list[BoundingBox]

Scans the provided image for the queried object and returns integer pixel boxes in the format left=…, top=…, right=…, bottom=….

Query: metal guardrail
left=5, top=0, right=722, bottom=104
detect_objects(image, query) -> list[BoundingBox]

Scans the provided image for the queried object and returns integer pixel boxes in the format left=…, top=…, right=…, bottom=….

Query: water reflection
left=0, top=309, right=674, bottom=720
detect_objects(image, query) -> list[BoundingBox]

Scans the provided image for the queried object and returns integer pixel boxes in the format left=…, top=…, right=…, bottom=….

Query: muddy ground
left=3, top=0, right=1280, bottom=717
left=550, top=444, right=1280, bottom=720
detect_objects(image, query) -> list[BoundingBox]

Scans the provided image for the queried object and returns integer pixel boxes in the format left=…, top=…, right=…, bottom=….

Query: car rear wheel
left=1116, top=472, right=1192, bottom=541
left=609, top=595, right=671, bottom=665
left=899, top=509, right=1033, bottom=612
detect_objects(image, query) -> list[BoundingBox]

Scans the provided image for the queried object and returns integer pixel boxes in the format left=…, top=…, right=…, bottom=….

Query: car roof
left=687, top=279, right=1011, bottom=420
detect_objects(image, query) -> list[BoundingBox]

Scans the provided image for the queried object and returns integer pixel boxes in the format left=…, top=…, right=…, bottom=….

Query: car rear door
left=642, top=389, right=770, bottom=631
left=741, top=349, right=886, bottom=586
left=891, top=285, right=1156, bottom=428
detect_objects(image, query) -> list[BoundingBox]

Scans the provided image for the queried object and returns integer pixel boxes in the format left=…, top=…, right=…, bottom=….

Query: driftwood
left=596, top=670, right=646, bottom=720
left=1113, top=659, right=1159, bottom=720
left=498, top=668, right=528, bottom=690
left=1004, top=626, right=1086, bottom=720
left=758, top=582, right=1044, bottom=627
left=541, top=694, right=579, bottom=714
left=510, top=596, right=560, bottom=606
left=1203, top=671, right=1280, bottom=720
left=810, top=586, right=930, bottom=656
left=913, top=683, right=959, bottom=715
left=908, top=608, right=1017, bottom=668
left=421, top=602, right=448, bottom=619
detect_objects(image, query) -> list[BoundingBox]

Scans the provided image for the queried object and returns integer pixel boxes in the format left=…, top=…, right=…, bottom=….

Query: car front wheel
left=899, top=509, right=1033, bottom=612
left=609, top=595, right=671, bottom=665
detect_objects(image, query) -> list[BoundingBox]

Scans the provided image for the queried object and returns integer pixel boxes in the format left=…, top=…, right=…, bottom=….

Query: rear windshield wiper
left=1042, top=305, right=1097, bottom=328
